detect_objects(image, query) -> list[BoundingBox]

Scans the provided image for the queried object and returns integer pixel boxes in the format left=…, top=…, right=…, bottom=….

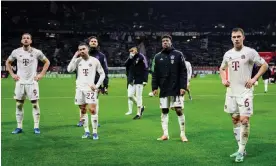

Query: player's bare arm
left=219, top=58, right=230, bottom=87
left=35, top=58, right=50, bottom=81
left=245, top=62, right=268, bottom=88
left=67, top=51, right=80, bottom=73
left=89, top=84, right=97, bottom=91
left=5, top=59, right=20, bottom=81
left=219, top=67, right=230, bottom=87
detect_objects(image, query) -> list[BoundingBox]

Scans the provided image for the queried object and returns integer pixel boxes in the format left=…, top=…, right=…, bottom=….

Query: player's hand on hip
left=222, top=79, right=230, bottom=87
left=11, top=74, right=20, bottom=81
left=245, top=78, right=256, bottom=89
left=89, top=84, right=97, bottom=91
left=153, top=89, right=158, bottom=96
left=34, top=74, right=43, bottom=81
left=180, top=89, right=186, bottom=95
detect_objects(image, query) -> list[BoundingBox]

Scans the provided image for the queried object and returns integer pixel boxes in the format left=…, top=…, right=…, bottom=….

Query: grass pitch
left=1, top=75, right=276, bottom=166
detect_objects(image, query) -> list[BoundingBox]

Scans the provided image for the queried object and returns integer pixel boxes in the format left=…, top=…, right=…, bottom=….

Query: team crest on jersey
left=79, top=64, right=82, bottom=66
left=136, top=59, right=139, bottom=64
left=170, top=55, right=175, bottom=64
left=30, top=54, right=33, bottom=57
left=89, top=63, right=92, bottom=67
left=241, top=55, right=245, bottom=59
left=19, top=55, right=23, bottom=57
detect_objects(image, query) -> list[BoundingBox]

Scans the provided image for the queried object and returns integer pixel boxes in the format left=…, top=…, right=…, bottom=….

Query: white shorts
left=224, top=94, right=253, bottom=117
left=160, top=96, right=184, bottom=109
left=75, top=89, right=98, bottom=105
left=14, top=81, right=39, bottom=101
left=128, top=84, right=143, bottom=107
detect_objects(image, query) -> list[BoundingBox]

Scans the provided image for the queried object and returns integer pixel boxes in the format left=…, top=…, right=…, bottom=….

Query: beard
left=89, top=46, right=98, bottom=54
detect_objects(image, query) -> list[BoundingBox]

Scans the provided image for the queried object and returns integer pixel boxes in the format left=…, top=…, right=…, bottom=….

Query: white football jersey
left=220, top=46, right=266, bottom=96
left=67, top=56, right=105, bottom=90
left=185, top=61, right=192, bottom=81
left=8, top=47, right=47, bottom=84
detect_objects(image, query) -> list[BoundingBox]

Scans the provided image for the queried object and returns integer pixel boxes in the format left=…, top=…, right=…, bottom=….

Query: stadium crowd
left=2, top=2, right=276, bottom=70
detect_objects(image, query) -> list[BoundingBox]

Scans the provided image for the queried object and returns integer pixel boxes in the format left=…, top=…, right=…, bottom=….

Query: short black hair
left=78, top=42, right=89, bottom=48
left=161, top=34, right=172, bottom=41
left=232, top=28, right=245, bottom=36
left=88, top=36, right=98, bottom=42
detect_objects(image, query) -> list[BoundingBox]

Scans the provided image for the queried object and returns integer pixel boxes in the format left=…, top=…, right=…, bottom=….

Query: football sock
left=128, top=98, right=133, bottom=113
left=264, top=79, right=268, bottom=92
left=161, top=113, right=169, bottom=136
left=233, top=122, right=241, bottom=148
left=91, top=114, right=98, bottom=134
left=32, top=103, right=40, bottom=129
left=178, top=114, right=186, bottom=137
left=83, top=113, right=89, bottom=133
left=16, top=102, right=24, bottom=129
left=238, top=123, right=250, bottom=154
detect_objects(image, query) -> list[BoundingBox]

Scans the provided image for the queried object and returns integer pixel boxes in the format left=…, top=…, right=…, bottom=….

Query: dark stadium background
left=1, top=1, right=276, bottom=166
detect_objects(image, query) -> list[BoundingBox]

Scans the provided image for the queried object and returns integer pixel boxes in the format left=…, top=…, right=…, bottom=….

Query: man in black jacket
left=88, top=36, right=109, bottom=93
left=151, top=35, right=188, bottom=142
left=125, top=45, right=148, bottom=119
left=77, top=36, right=109, bottom=127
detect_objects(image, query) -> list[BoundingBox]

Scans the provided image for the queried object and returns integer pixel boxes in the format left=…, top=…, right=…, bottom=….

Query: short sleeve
left=37, top=50, right=47, bottom=61
left=7, top=50, right=17, bottom=61
left=251, top=49, right=266, bottom=66
left=220, top=53, right=228, bottom=69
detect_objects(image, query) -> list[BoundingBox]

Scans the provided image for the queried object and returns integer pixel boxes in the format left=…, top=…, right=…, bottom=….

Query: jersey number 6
left=244, top=98, right=250, bottom=107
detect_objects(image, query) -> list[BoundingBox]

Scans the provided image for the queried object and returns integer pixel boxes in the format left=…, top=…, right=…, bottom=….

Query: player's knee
left=162, top=108, right=169, bottom=114
left=231, top=117, right=240, bottom=124
left=128, top=96, right=134, bottom=100
left=175, top=107, right=183, bottom=116
left=231, top=113, right=240, bottom=124
left=32, top=103, right=39, bottom=109
left=81, top=108, right=86, bottom=114
left=240, top=118, right=249, bottom=126
left=89, top=108, right=96, bottom=115
left=79, top=105, right=87, bottom=114
left=16, top=102, right=24, bottom=110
